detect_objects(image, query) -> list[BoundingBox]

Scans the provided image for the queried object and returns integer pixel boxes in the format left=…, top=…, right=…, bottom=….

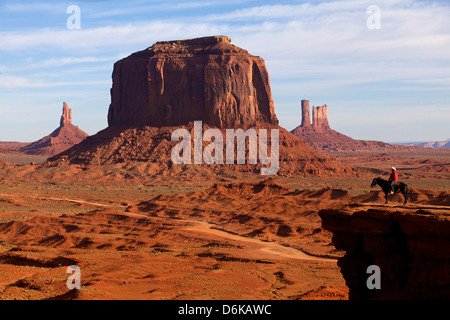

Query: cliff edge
left=319, top=204, right=450, bottom=299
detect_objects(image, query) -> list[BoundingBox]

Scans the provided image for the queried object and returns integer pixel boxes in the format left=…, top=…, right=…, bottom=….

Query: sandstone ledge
left=154, top=35, right=232, bottom=48
left=319, top=204, right=450, bottom=299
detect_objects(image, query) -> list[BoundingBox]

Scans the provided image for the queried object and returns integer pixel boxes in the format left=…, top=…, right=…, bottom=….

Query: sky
left=0, top=0, right=449, bottom=143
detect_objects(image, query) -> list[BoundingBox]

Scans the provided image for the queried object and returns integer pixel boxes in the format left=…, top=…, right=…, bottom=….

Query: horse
left=370, top=177, right=409, bottom=204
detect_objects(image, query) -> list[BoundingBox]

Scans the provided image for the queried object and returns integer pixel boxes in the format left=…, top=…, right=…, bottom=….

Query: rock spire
left=60, top=102, right=73, bottom=127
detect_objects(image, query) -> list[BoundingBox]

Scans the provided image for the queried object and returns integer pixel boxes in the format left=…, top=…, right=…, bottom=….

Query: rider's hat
left=391, top=167, right=396, bottom=170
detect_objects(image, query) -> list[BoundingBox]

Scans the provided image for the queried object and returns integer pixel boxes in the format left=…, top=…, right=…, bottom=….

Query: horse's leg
left=384, top=192, right=388, bottom=204
left=403, top=186, right=409, bottom=204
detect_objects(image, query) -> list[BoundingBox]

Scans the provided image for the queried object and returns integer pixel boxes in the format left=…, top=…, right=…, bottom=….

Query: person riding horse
left=388, top=167, right=398, bottom=194
left=371, top=167, right=409, bottom=204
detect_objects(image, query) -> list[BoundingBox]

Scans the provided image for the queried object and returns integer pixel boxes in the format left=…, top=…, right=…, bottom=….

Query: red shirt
left=389, top=171, right=398, bottom=182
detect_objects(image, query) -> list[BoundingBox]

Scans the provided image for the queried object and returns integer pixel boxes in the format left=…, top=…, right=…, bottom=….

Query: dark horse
left=371, top=177, right=409, bottom=204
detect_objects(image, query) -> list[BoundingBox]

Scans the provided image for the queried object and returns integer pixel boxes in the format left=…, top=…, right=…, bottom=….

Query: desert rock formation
left=298, top=100, right=330, bottom=132
left=397, top=140, right=450, bottom=149
left=20, top=102, right=88, bottom=156
left=292, top=99, right=353, bottom=147
left=300, top=100, right=311, bottom=128
left=107, top=36, right=278, bottom=129
left=46, top=37, right=356, bottom=178
left=47, top=122, right=354, bottom=178
left=60, top=102, right=73, bottom=127
left=291, top=100, right=418, bottom=152
left=319, top=204, right=450, bottom=299
left=312, top=104, right=329, bottom=132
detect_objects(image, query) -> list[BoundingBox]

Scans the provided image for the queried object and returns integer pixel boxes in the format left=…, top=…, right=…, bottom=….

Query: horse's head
left=371, top=178, right=379, bottom=188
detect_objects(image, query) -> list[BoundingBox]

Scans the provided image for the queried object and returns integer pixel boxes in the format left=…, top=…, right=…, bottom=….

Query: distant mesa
left=20, top=102, right=88, bottom=156
left=291, top=99, right=414, bottom=152
left=396, top=140, right=450, bottom=149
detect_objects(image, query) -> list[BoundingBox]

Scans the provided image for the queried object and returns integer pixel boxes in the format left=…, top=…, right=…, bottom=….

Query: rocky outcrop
left=45, top=37, right=358, bottom=178
left=292, top=99, right=353, bottom=146
left=60, top=102, right=72, bottom=127
left=46, top=121, right=357, bottom=179
left=291, top=99, right=417, bottom=152
left=20, top=102, right=88, bottom=156
left=319, top=204, right=450, bottom=299
left=297, top=100, right=329, bottom=131
left=300, top=100, right=311, bottom=128
left=312, top=104, right=329, bottom=132
left=107, top=36, right=278, bottom=129
left=397, top=140, right=450, bottom=149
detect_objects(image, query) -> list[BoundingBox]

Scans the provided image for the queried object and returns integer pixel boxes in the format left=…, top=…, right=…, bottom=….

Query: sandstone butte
left=107, top=35, right=278, bottom=129
left=291, top=99, right=415, bottom=152
left=46, top=36, right=356, bottom=178
left=20, top=102, right=88, bottom=156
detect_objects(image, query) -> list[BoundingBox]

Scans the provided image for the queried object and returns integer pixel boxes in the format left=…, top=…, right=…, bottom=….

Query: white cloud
left=0, top=74, right=110, bottom=89
left=2, top=0, right=448, bottom=92
left=0, top=75, right=40, bottom=88
left=29, top=56, right=119, bottom=68
left=3, top=8, right=446, bottom=86
left=204, top=1, right=370, bottom=21
left=0, top=22, right=219, bottom=52
left=1, top=0, right=449, bottom=62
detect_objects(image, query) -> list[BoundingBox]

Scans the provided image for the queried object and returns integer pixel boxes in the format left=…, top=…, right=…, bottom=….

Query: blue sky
left=0, top=0, right=449, bottom=143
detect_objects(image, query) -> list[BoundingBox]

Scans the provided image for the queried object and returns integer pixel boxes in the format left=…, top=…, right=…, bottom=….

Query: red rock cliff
left=107, top=36, right=278, bottom=129
left=319, top=205, right=450, bottom=299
